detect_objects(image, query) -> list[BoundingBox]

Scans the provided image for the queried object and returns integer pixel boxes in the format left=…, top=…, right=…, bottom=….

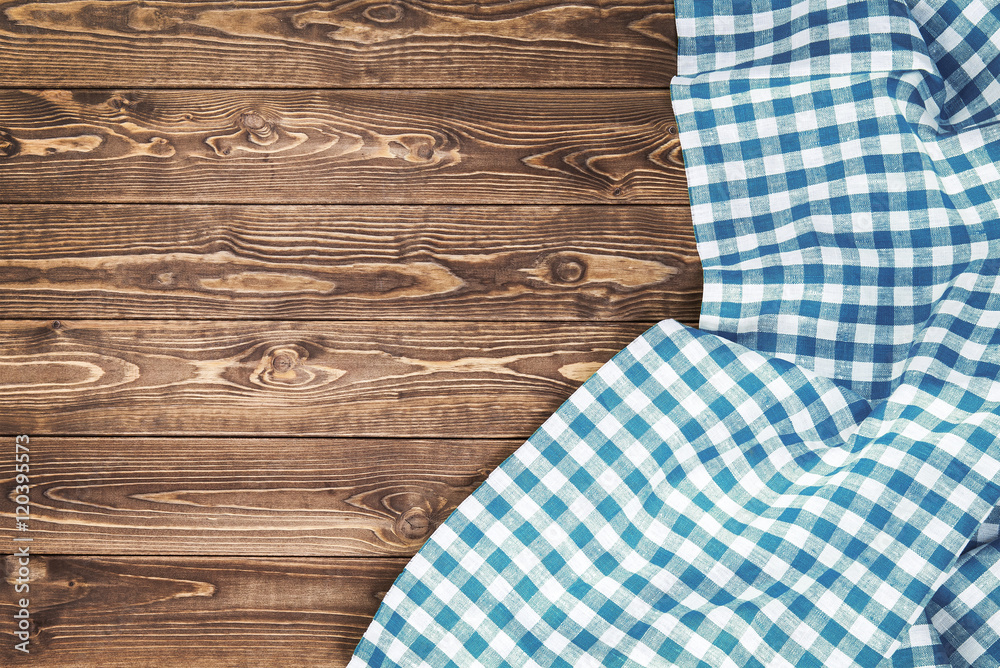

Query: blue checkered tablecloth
left=348, top=0, right=1000, bottom=665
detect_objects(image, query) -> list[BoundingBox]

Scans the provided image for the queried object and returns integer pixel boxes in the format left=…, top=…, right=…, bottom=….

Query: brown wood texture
left=0, top=204, right=700, bottom=322
left=0, top=436, right=518, bottom=556
left=0, top=89, right=685, bottom=204
left=0, top=4, right=690, bottom=665
left=0, top=0, right=676, bottom=88
left=0, top=555, right=404, bottom=666
left=0, top=320, right=651, bottom=437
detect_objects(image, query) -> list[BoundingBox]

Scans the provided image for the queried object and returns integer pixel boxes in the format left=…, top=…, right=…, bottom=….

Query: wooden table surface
left=0, top=1, right=699, bottom=664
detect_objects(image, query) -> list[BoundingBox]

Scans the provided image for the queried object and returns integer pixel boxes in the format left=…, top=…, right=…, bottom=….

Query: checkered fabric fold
left=349, top=0, right=1000, bottom=665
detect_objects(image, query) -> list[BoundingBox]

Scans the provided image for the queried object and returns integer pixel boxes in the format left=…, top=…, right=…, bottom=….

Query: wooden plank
left=0, top=204, right=701, bottom=322
left=0, top=436, right=518, bottom=556
left=0, top=320, right=651, bottom=437
left=0, top=89, right=686, bottom=204
left=0, top=555, right=403, bottom=666
left=0, top=0, right=676, bottom=88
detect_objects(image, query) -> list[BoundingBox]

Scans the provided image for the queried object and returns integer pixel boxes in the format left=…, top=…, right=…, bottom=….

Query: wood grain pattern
left=0, top=4, right=692, bottom=665
left=0, top=436, right=517, bottom=556
left=0, top=204, right=700, bottom=322
left=0, top=0, right=675, bottom=88
left=0, top=320, right=651, bottom=437
left=0, top=89, right=685, bottom=204
left=0, top=555, right=404, bottom=666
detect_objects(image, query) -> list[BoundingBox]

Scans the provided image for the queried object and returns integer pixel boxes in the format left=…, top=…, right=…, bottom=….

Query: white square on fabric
left=598, top=361, right=624, bottom=386
left=485, top=523, right=513, bottom=551
left=568, top=550, right=592, bottom=577
left=487, top=576, right=513, bottom=603
left=459, top=549, right=486, bottom=575
left=513, top=494, right=542, bottom=523
left=541, top=413, right=569, bottom=440
left=408, top=608, right=435, bottom=635
left=491, top=630, right=516, bottom=657
left=408, top=553, right=433, bottom=580
left=847, top=614, right=880, bottom=645
left=570, top=388, right=596, bottom=411
left=624, top=388, right=652, bottom=414
left=597, top=414, right=623, bottom=439
left=627, top=335, right=653, bottom=361
left=541, top=523, right=569, bottom=547
left=873, top=580, right=903, bottom=612
left=541, top=467, right=569, bottom=493
left=569, top=600, right=597, bottom=629
left=544, top=631, right=571, bottom=657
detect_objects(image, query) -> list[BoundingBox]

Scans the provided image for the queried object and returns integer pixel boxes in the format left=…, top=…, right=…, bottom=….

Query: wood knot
left=148, top=136, right=173, bottom=156
left=415, top=143, right=433, bottom=160
left=554, top=257, right=586, bottom=283
left=386, top=134, right=439, bottom=163
left=250, top=344, right=346, bottom=390
left=364, top=3, right=403, bottom=23
left=0, top=129, right=20, bottom=158
left=271, top=351, right=296, bottom=374
left=107, top=94, right=135, bottom=111
left=395, top=507, right=431, bottom=540
left=240, top=112, right=266, bottom=131
left=239, top=112, right=275, bottom=143
left=256, top=345, right=304, bottom=384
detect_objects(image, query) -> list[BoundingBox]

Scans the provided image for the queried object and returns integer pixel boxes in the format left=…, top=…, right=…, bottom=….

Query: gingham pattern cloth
left=348, top=0, right=1000, bottom=665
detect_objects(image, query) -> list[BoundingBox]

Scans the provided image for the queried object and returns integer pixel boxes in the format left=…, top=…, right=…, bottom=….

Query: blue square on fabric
left=513, top=521, right=541, bottom=547
left=488, top=604, right=514, bottom=628
left=573, top=630, right=599, bottom=651
left=486, top=548, right=511, bottom=573
left=521, top=631, right=543, bottom=656
left=541, top=495, right=569, bottom=519
left=466, top=633, right=489, bottom=658
left=435, top=606, right=461, bottom=629
left=385, top=611, right=408, bottom=636
left=461, top=577, right=487, bottom=603
left=408, top=581, right=433, bottom=606
left=570, top=413, right=595, bottom=438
